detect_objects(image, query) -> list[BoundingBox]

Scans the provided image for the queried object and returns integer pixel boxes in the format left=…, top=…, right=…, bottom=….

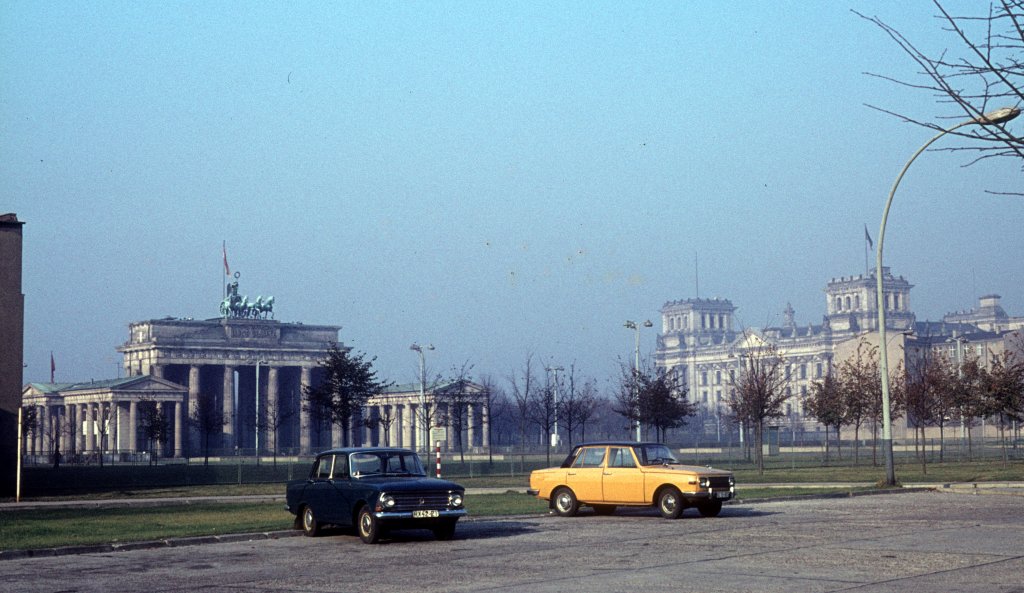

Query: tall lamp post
left=625, top=319, right=653, bottom=442
left=545, top=365, right=564, bottom=448
left=254, top=359, right=267, bottom=465
left=876, top=106, right=1019, bottom=486
left=410, top=343, right=434, bottom=454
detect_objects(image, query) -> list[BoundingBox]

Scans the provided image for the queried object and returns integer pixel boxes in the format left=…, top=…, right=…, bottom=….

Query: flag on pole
left=50, top=351, right=55, bottom=383
left=864, top=225, right=873, bottom=250
left=223, top=241, right=230, bottom=276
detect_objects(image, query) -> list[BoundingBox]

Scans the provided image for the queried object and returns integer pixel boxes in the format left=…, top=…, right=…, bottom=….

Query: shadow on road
left=312, top=519, right=541, bottom=545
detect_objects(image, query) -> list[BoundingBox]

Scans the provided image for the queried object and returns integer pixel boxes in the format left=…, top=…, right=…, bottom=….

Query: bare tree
left=190, top=392, right=225, bottom=466
left=953, top=354, right=987, bottom=459
left=435, top=362, right=477, bottom=463
left=557, top=366, right=599, bottom=447
left=727, top=336, right=790, bottom=475
left=906, top=348, right=945, bottom=474
left=478, top=374, right=509, bottom=464
left=528, top=374, right=559, bottom=466
left=837, top=339, right=881, bottom=464
left=138, top=400, right=169, bottom=466
left=94, top=405, right=112, bottom=468
left=363, top=404, right=397, bottom=447
left=20, top=406, right=38, bottom=458
left=508, top=354, right=539, bottom=451
left=980, top=349, right=1024, bottom=464
left=806, top=372, right=845, bottom=463
left=857, top=1, right=1024, bottom=178
left=43, top=410, right=73, bottom=469
left=613, top=361, right=642, bottom=439
left=264, top=389, right=297, bottom=466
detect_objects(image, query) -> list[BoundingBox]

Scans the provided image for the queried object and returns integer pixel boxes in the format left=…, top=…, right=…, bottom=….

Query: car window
left=349, top=451, right=428, bottom=477
left=608, top=447, right=636, bottom=468
left=314, top=455, right=334, bottom=479
left=383, top=452, right=427, bottom=475
left=351, top=453, right=384, bottom=476
left=572, top=447, right=606, bottom=468
left=332, top=454, right=348, bottom=478
left=636, top=444, right=678, bottom=466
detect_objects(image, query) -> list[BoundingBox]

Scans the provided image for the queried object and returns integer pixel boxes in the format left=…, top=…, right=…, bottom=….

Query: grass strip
left=1, top=489, right=880, bottom=551
left=0, top=502, right=288, bottom=551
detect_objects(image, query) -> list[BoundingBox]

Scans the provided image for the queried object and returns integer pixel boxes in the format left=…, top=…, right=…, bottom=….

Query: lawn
left=3, top=458, right=1018, bottom=552
left=0, top=502, right=289, bottom=551
left=1, top=488, right=890, bottom=552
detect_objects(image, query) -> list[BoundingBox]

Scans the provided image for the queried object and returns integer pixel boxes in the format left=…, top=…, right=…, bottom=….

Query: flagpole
left=863, top=225, right=873, bottom=275
left=865, top=237, right=869, bottom=275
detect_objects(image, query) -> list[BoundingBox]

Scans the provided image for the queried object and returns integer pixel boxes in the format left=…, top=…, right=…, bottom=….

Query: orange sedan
left=528, top=441, right=735, bottom=518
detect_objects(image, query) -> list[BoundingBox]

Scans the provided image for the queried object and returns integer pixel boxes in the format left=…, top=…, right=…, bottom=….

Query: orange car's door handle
left=567, top=471, right=577, bottom=476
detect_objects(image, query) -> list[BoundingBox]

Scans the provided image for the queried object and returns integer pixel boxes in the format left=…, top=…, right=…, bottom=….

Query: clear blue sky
left=4, top=1, right=1021, bottom=388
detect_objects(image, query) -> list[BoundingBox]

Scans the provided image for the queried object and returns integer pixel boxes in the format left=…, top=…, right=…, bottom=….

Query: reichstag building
left=655, top=266, right=1024, bottom=437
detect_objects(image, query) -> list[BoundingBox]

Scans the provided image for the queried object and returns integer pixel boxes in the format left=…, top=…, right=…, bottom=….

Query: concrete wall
left=0, top=214, right=25, bottom=497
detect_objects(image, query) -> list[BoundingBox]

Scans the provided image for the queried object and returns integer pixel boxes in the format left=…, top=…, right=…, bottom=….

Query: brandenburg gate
left=117, top=315, right=340, bottom=456
left=22, top=281, right=491, bottom=460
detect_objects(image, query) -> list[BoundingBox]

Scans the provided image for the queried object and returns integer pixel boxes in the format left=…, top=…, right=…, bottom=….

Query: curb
left=728, top=486, right=935, bottom=505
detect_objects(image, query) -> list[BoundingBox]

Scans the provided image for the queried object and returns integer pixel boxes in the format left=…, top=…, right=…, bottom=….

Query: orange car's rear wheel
left=552, top=487, right=579, bottom=517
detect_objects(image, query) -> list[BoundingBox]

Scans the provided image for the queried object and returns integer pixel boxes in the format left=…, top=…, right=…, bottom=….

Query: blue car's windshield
left=350, top=452, right=427, bottom=477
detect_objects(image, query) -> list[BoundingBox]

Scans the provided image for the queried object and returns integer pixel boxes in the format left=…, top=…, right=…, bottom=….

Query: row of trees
left=905, top=344, right=1024, bottom=468
left=299, top=348, right=705, bottom=466
left=804, top=339, right=902, bottom=466
left=801, top=335, right=1024, bottom=473
left=28, top=333, right=1020, bottom=473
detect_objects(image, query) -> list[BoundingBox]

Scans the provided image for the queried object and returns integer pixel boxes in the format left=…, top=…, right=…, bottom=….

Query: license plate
left=413, top=510, right=439, bottom=518
left=714, top=491, right=731, bottom=499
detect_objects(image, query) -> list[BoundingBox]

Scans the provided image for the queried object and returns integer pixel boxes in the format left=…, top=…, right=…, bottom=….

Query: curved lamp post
left=876, top=106, right=1020, bottom=486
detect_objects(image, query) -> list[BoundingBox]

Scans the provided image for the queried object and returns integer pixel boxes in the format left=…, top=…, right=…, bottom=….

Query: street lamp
left=946, top=334, right=970, bottom=452
left=254, top=359, right=267, bottom=465
left=410, top=343, right=434, bottom=454
left=875, top=106, right=1019, bottom=486
left=624, top=319, right=653, bottom=442
left=545, top=365, right=564, bottom=448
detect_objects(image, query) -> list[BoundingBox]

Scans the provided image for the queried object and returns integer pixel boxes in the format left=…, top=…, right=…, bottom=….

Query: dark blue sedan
left=286, top=447, right=467, bottom=544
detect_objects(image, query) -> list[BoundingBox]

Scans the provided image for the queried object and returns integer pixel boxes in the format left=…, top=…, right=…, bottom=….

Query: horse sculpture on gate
left=220, top=280, right=274, bottom=319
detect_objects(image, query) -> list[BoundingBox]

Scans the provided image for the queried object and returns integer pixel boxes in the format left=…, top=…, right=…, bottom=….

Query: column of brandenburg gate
left=22, top=311, right=490, bottom=460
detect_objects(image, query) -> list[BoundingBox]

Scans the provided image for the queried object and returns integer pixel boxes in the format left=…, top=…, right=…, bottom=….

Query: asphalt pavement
left=2, top=490, right=1022, bottom=593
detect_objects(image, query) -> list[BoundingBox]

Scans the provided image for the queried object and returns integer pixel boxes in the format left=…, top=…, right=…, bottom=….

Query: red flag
left=222, top=241, right=231, bottom=276
left=50, top=351, right=55, bottom=383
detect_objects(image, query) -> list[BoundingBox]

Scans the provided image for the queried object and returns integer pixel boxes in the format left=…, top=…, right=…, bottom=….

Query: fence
left=15, top=435, right=1021, bottom=498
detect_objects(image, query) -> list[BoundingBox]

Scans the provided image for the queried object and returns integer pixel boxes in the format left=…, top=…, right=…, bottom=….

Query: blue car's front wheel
left=358, top=507, right=381, bottom=544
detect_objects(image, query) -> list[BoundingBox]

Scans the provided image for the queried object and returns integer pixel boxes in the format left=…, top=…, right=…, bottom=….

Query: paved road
left=5, top=491, right=1022, bottom=593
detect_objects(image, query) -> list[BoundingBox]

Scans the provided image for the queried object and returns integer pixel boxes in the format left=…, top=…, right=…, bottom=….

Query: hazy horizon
left=5, top=1, right=1021, bottom=389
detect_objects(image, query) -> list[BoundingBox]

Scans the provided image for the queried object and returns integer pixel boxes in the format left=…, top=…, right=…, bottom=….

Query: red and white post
left=435, top=442, right=442, bottom=478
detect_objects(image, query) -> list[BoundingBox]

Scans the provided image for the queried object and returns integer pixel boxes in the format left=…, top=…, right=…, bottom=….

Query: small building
left=22, top=376, right=186, bottom=462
